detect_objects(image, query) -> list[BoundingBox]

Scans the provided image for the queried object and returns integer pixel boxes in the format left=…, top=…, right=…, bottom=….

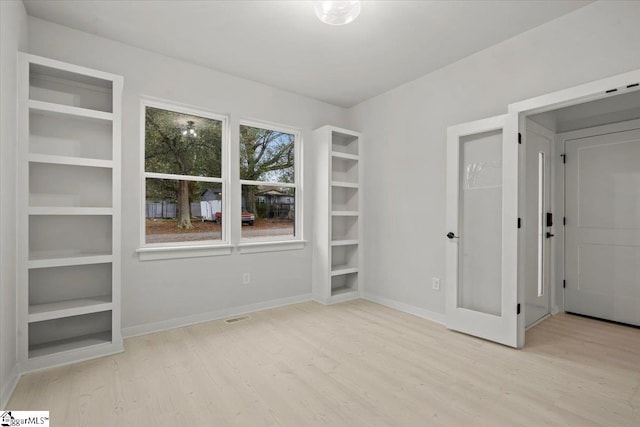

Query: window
left=142, top=101, right=227, bottom=247
left=239, top=121, right=300, bottom=241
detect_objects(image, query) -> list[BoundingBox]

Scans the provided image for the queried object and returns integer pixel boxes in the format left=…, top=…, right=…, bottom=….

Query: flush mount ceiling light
left=314, top=1, right=361, bottom=25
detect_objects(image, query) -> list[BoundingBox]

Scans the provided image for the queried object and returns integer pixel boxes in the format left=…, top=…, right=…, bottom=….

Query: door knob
left=447, top=232, right=459, bottom=239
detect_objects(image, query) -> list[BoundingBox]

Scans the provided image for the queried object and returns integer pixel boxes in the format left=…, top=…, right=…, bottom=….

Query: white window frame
left=238, top=119, right=303, bottom=250
left=137, top=98, right=231, bottom=260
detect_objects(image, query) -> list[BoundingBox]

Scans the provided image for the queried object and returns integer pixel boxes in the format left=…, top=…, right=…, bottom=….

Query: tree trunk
left=177, top=180, right=193, bottom=229
left=246, top=186, right=258, bottom=218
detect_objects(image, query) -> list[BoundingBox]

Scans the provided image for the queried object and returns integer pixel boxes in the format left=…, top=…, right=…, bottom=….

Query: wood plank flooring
left=7, top=299, right=640, bottom=426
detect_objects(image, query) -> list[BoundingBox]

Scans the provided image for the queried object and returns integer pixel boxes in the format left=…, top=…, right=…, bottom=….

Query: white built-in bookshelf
left=312, top=126, right=362, bottom=304
left=17, top=53, right=123, bottom=370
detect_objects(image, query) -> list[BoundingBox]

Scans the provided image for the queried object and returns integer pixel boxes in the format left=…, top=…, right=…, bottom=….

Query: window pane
left=240, top=125, right=294, bottom=183
left=458, top=129, right=502, bottom=316
left=537, top=152, right=545, bottom=297
left=145, top=178, right=222, bottom=244
left=241, top=185, right=295, bottom=240
left=145, top=106, right=222, bottom=178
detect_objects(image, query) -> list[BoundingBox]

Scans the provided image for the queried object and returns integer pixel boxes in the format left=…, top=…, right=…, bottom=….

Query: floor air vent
left=224, top=315, right=251, bottom=324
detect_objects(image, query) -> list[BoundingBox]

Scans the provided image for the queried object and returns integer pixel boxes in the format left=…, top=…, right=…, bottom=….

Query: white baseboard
left=1, top=363, right=21, bottom=410
left=312, top=291, right=360, bottom=306
left=122, top=293, right=313, bottom=338
left=24, top=342, right=124, bottom=374
left=361, top=292, right=446, bottom=325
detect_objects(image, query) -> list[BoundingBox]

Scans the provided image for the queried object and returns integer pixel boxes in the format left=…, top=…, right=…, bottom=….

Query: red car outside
left=214, top=211, right=255, bottom=225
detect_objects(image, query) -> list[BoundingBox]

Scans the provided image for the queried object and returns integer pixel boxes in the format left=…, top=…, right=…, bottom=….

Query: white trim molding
left=122, top=293, right=313, bottom=338
left=237, top=240, right=307, bottom=254
left=361, top=293, right=446, bottom=325
left=136, top=244, right=233, bottom=261
left=1, top=364, right=21, bottom=410
left=508, top=69, right=640, bottom=115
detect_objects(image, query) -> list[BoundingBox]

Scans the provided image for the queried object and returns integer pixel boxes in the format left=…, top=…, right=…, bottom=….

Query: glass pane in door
left=458, top=130, right=503, bottom=316
left=537, top=152, right=545, bottom=297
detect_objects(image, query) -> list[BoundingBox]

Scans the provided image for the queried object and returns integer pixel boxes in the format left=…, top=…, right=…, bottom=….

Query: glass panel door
left=459, top=130, right=503, bottom=316
left=446, top=113, right=520, bottom=348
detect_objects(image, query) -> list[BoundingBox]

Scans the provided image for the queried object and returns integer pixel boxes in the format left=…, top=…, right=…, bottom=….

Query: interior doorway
left=445, top=70, right=639, bottom=348
left=524, top=89, right=640, bottom=328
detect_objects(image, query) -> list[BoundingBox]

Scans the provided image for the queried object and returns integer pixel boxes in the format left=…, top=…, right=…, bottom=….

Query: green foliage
left=240, top=125, right=294, bottom=183
left=256, top=201, right=268, bottom=218
left=145, top=107, right=222, bottom=203
left=240, top=125, right=295, bottom=218
left=144, top=111, right=296, bottom=224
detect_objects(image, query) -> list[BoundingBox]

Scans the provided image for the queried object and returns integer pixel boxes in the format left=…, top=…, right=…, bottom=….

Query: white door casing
left=564, top=125, right=640, bottom=326
left=446, top=113, right=521, bottom=348
left=524, top=120, right=553, bottom=328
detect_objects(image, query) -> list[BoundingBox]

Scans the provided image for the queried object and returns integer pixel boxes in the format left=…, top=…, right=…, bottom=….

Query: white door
left=446, top=114, right=521, bottom=348
left=524, top=121, right=552, bottom=328
left=565, top=127, right=640, bottom=326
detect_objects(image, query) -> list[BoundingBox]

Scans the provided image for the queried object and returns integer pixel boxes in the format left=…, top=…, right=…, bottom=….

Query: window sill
left=137, top=244, right=233, bottom=261
left=237, top=240, right=307, bottom=254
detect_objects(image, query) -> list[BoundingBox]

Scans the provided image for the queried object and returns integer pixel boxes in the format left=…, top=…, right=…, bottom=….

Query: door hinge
left=518, top=133, right=522, bottom=144
left=561, top=154, right=566, bottom=163
left=517, top=303, right=521, bottom=315
left=517, top=218, right=521, bottom=229
left=563, top=217, right=566, bottom=226
left=563, top=280, right=566, bottom=289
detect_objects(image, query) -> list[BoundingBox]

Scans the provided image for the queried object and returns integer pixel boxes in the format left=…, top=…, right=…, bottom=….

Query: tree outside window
left=239, top=123, right=298, bottom=240
left=143, top=104, right=224, bottom=244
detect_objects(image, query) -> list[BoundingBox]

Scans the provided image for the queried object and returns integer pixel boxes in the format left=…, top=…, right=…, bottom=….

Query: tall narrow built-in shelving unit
left=312, top=126, right=362, bottom=304
left=17, top=54, right=123, bottom=370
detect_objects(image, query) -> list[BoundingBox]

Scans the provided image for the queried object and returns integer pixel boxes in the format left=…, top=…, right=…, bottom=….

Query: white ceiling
left=23, top=0, right=591, bottom=107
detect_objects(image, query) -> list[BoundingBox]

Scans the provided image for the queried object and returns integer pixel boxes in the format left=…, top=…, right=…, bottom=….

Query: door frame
left=555, top=118, right=640, bottom=322
left=509, top=69, right=640, bottom=343
left=445, top=69, right=640, bottom=348
left=523, top=119, right=555, bottom=329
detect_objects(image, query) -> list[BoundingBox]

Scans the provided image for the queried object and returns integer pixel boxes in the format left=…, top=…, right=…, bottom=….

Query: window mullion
left=239, top=179, right=295, bottom=188
left=145, top=172, right=223, bottom=183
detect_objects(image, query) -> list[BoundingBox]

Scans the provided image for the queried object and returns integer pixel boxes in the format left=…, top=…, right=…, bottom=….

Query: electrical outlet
left=242, top=272, right=251, bottom=285
left=432, top=277, right=440, bottom=291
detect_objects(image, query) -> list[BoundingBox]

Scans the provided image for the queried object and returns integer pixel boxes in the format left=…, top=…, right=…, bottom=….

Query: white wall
left=0, top=0, right=28, bottom=408
left=27, top=17, right=348, bottom=334
left=16, top=0, right=640, bottom=348
left=349, top=1, right=640, bottom=315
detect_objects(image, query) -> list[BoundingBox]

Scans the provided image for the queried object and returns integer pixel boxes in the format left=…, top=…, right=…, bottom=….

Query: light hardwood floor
left=7, top=300, right=640, bottom=426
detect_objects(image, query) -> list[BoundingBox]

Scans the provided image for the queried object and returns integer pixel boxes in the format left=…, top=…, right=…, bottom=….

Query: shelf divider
left=29, top=153, right=113, bottom=169
left=331, top=286, right=357, bottom=296
left=331, top=181, right=359, bottom=188
left=28, top=254, right=113, bottom=269
left=331, top=240, right=359, bottom=246
left=331, top=151, right=359, bottom=161
left=28, top=296, right=113, bottom=323
left=331, top=210, right=359, bottom=217
left=331, top=266, right=359, bottom=276
left=28, top=331, right=112, bottom=359
left=28, top=207, right=113, bottom=216
left=28, top=99, right=113, bottom=121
